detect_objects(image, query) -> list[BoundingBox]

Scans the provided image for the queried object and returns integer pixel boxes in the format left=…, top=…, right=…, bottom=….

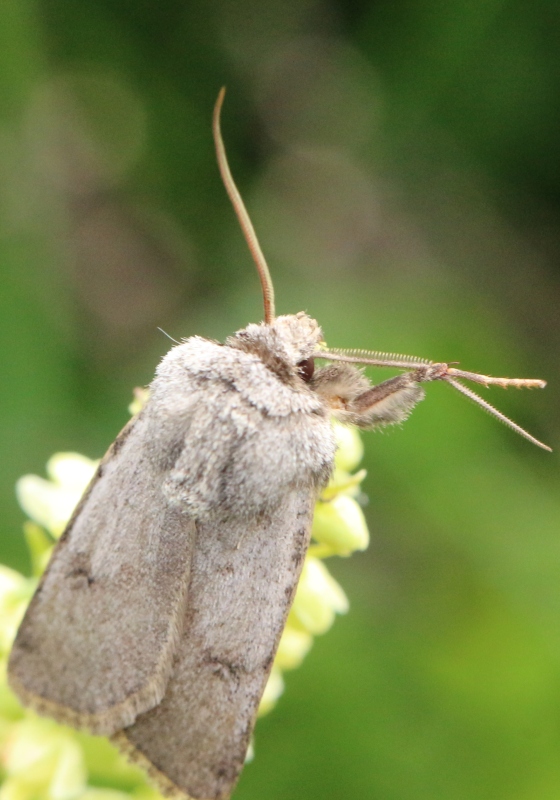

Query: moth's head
left=229, top=312, right=322, bottom=376
left=270, top=313, right=322, bottom=362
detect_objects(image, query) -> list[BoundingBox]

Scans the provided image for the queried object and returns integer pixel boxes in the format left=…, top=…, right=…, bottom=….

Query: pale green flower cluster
left=0, top=400, right=369, bottom=798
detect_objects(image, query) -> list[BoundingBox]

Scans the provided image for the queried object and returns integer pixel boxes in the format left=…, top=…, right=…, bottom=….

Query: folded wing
left=8, top=414, right=195, bottom=736
left=115, top=488, right=315, bottom=800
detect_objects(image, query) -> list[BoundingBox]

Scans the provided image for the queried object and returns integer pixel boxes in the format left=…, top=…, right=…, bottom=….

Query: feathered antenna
left=213, top=87, right=276, bottom=325
left=318, top=348, right=431, bottom=370
left=319, top=347, right=551, bottom=451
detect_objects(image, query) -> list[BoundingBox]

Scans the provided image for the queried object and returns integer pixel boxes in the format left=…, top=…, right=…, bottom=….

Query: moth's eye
left=297, top=357, right=315, bottom=382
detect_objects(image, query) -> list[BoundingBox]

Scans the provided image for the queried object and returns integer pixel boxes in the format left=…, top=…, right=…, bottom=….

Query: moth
left=8, top=88, right=550, bottom=800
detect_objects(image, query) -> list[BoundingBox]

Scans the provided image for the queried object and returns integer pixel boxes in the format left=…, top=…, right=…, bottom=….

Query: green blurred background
left=1, top=1, right=559, bottom=798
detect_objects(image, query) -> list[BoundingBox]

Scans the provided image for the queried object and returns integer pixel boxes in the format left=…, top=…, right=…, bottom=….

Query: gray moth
left=8, top=88, right=550, bottom=800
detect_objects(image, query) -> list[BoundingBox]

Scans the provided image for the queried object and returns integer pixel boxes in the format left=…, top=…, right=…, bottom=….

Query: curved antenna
left=213, top=87, right=275, bottom=324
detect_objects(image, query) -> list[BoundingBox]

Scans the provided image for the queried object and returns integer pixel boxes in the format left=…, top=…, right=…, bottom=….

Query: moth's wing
left=8, top=412, right=195, bottom=736
left=114, top=488, right=315, bottom=800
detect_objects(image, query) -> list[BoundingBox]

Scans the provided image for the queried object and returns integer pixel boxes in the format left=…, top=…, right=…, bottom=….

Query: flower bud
left=258, top=667, right=284, bottom=717
left=16, top=454, right=97, bottom=538
left=274, top=625, right=313, bottom=671
left=46, top=454, right=98, bottom=494
left=333, top=423, right=364, bottom=472
left=0, top=567, right=33, bottom=654
left=2, top=719, right=86, bottom=800
left=290, top=557, right=349, bottom=636
left=312, top=494, right=369, bottom=556
left=128, top=387, right=150, bottom=417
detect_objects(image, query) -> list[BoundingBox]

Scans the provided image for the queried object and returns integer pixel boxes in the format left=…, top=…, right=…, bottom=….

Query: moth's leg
left=313, top=362, right=447, bottom=429
left=343, top=364, right=449, bottom=428
left=340, top=373, right=422, bottom=427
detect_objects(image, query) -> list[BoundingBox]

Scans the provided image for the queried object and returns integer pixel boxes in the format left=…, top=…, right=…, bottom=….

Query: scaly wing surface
left=8, top=413, right=195, bottom=736
left=115, top=488, right=315, bottom=800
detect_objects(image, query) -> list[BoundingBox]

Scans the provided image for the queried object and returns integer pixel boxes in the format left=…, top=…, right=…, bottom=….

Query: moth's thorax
left=148, top=319, right=336, bottom=522
left=151, top=319, right=327, bottom=421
